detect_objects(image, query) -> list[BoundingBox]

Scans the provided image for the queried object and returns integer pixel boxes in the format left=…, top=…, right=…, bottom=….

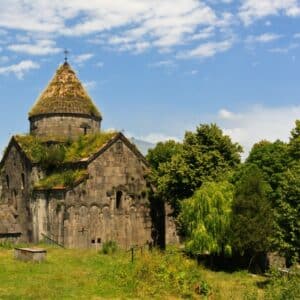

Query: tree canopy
left=147, top=123, right=242, bottom=213
left=230, top=165, right=274, bottom=256
left=179, top=181, right=233, bottom=256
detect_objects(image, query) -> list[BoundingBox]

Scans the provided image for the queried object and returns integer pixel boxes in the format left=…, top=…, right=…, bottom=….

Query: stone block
left=14, top=247, right=47, bottom=262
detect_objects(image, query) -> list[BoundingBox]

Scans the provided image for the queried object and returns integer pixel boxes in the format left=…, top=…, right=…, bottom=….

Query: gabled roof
left=86, top=132, right=149, bottom=167
left=28, top=62, right=101, bottom=119
left=0, top=136, right=32, bottom=168
left=32, top=133, right=149, bottom=191
left=1, top=132, right=149, bottom=191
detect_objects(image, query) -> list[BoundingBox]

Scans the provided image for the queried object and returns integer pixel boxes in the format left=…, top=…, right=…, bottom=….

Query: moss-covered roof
left=34, top=169, right=89, bottom=190
left=29, top=62, right=101, bottom=119
left=14, top=131, right=117, bottom=164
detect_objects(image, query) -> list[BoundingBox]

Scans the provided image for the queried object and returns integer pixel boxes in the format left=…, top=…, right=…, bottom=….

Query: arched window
left=6, top=175, right=9, bottom=188
left=116, top=191, right=123, bottom=209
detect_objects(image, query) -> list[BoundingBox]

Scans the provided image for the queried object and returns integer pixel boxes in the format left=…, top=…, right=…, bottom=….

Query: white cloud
left=0, top=1, right=231, bottom=54
left=239, top=0, right=300, bottom=25
left=149, top=60, right=176, bottom=68
left=73, top=53, right=94, bottom=64
left=269, top=43, right=299, bottom=54
left=177, top=39, right=233, bottom=59
left=245, top=33, right=282, bottom=44
left=217, top=105, right=300, bottom=159
left=7, top=39, right=61, bottom=55
left=0, top=60, right=39, bottom=79
left=218, top=109, right=239, bottom=120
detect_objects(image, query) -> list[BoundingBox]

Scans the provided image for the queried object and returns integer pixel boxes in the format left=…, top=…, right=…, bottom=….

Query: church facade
left=0, top=62, right=158, bottom=249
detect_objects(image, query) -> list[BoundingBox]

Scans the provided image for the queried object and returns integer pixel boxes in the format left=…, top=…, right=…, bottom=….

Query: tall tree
left=276, top=163, right=300, bottom=263
left=146, top=140, right=182, bottom=171
left=148, top=124, right=242, bottom=213
left=289, top=120, right=300, bottom=159
left=179, top=181, right=233, bottom=256
left=231, top=165, right=274, bottom=259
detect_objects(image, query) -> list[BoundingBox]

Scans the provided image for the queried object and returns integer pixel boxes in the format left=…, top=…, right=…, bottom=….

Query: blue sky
left=0, top=0, right=300, bottom=158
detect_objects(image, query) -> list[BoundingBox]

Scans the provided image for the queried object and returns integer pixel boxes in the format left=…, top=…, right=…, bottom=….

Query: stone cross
left=78, top=227, right=87, bottom=235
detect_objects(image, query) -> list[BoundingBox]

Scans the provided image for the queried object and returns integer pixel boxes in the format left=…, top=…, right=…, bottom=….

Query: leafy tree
left=231, top=165, right=274, bottom=259
left=179, top=181, right=234, bottom=256
left=245, top=140, right=289, bottom=204
left=148, top=124, right=242, bottom=213
left=242, top=121, right=300, bottom=262
left=276, top=162, right=300, bottom=263
left=289, top=119, right=300, bottom=159
left=146, top=140, right=182, bottom=171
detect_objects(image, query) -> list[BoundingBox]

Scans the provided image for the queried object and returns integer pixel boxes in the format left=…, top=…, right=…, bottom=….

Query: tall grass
left=0, top=245, right=273, bottom=299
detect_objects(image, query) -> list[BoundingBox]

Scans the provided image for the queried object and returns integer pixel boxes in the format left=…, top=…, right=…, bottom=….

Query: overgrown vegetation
left=34, top=169, right=88, bottom=189
left=101, top=240, right=118, bottom=255
left=15, top=131, right=116, bottom=164
left=0, top=245, right=270, bottom=299
left=14, top=132, right=116, bottom=189
left=264, top=269, right=300, bottom=299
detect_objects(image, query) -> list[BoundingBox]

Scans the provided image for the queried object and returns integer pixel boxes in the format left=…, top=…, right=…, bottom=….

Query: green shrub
left=130, top=248, right=205, bottom=298
left=0, top=241, right=14, bottom=249
left=101, top=241, right=118, bottom=255
left=264, top=269, right=300, bottom=300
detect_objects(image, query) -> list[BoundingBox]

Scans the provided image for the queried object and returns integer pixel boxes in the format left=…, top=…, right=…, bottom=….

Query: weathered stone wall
left=165, top=204, right=180, bottom=245
left=30, top=191, right=65, bottom=244
left=33, top=138, right=152, bottom=249
left=30, top=114, right=101, bottom=139
left=0, top=143, right=32, bottom=242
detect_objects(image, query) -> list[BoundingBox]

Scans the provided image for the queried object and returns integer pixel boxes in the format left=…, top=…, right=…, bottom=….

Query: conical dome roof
left=29, top=62, right=101, bottom=119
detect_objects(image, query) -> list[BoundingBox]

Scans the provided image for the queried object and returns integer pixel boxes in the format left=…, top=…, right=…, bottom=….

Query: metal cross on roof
left=64, top=49, right=69, bottom=63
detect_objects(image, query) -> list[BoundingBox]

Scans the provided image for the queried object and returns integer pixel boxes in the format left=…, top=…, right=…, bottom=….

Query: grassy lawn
left=0, top=245, right=274, bottom=299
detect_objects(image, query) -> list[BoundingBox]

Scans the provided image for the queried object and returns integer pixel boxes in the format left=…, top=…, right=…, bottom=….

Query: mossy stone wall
left=30, top=114, right=101, bottom=139
left=0, top=144, right=32, bottom=242
left=31, top=139, right=152, bottom=249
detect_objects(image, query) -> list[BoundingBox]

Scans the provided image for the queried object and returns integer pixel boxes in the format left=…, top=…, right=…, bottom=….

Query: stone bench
left=14, top=248, right=47, bottom=262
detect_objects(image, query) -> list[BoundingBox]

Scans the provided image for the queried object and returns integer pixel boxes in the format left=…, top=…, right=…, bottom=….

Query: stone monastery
left=0, top=61, right=174, bottom=249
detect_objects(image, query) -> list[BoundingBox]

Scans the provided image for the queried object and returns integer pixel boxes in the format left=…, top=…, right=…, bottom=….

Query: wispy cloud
left=73, top=53, right=94, bottom=64
left=0, top=1, right=230, bottom=54
left=177, top=39, right=233, bottom=59
left=245, top=33, right=282, bottom=44
left=269, top=43, right=299, bottom=54
left=0, top=60, right=39, bottom=79
left=149, top=60, right=176, bottom=68
left=239, top=0, right=300, bottom=25
left=7, top=39, right=61, bottom=55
